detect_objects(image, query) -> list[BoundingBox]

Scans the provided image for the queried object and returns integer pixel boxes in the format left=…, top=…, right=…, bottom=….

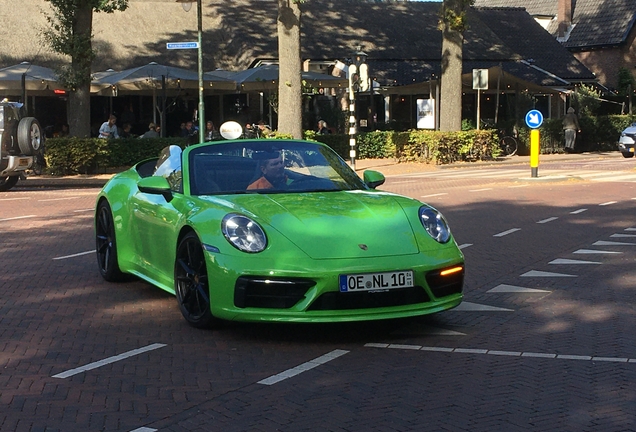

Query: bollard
left=530, top=129, right=540, bottom=178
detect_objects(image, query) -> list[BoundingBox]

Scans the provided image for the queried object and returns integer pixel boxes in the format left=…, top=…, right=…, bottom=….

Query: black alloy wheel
left=95, top=200, right=127, bottom=281
left=175, top=232, right=216, bottom=328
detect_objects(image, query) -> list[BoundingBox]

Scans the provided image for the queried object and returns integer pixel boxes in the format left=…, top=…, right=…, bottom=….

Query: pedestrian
left=98, top=115, right=119, bottom=139
left=562, top=107, right=581, bottom=152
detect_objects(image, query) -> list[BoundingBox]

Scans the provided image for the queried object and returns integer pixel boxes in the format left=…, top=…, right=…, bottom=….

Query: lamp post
left=347, top=47, right=368, bottom=169
left=176, top=0, right=205, bottom=143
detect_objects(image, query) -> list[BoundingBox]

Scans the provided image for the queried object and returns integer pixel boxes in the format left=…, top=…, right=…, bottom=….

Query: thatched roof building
left=3, top=0, right=594, bottom=88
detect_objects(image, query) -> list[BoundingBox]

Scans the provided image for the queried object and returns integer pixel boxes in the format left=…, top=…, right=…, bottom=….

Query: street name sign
left=167, top=42, right=199, bottom=50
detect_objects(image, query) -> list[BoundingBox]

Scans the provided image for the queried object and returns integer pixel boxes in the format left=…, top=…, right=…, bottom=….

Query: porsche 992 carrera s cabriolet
left=95, top=139, right=464, bottom=328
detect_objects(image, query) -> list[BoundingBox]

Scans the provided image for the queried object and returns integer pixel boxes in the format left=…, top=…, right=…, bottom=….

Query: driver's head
left=259, top=153, right=284, bottom=183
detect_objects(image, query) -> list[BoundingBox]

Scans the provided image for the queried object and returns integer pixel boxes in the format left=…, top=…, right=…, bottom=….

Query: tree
left=277, top=0, right=303, bottom=138
left=439, top=0, right=473, bottom=132
left=42, top=0, right=128, bottom=138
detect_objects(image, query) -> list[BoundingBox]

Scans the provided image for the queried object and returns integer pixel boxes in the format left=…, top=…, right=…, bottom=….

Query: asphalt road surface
left=1, top=153, right=635, bottom=431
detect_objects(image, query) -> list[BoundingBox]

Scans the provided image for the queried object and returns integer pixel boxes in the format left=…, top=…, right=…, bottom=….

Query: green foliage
left=439, top=0, right=475, bottom=32
left=42, top=0, right=129, bottom=88
left=572, top=84, right=602, bottom=117
left=357, top=132, right=396, bottom=159
left=45, top=137, right=185, bottom=175
left=617, top=67, right=636, bottom=97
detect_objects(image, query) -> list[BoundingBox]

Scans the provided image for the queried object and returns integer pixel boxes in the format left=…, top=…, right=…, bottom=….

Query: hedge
left=44, top=115, right=631, bottom=175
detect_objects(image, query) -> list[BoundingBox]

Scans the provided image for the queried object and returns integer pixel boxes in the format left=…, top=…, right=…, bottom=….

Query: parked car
left=618, top=122, right=636, bottom=158
left=95, top=139, right=465, bottom=328
left=0, top=100, right=45, bottom=191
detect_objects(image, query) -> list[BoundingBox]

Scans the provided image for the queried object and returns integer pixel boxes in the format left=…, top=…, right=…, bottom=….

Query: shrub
left=46, top=137, right=187, bottom=175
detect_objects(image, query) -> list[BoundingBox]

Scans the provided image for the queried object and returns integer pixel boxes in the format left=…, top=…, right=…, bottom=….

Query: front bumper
left=206, top=248, right=465, bottom=323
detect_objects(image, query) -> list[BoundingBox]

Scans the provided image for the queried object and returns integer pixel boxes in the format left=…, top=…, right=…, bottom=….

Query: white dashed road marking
left=421, top=193, right=448, bottom=198
left=537, top=217, right=558, bottom=224
left=38, top=196, right=82, bottom=202
left=599, top=201, right=617, bottom=206
left=129, top=428, right=157, bottom=432
left=257, top=349, right=349, bottom=385
left=494, top=228, right=520, bottom=237
left=458, top=243, right=472, bottom=249
left=548, top=258, right=601, bottom=265
left=593, top=240, right=636, bottom=246
left=521, top=270, right=576, bottom=277
left=452, top=302, right=513, bottom=312
left=0, top=215, right=36, bottom=222
left=365, top=344, right=636, bottom=363
left=469, top=188, right=493, bottom=192
left=573, top=249, right=621, bottom=255
left=570, top=208, right=587, bottom=214
left=53, top=250, right=94, bottom=260
left=52, top=343, right=167, bottom=379
left=487, top=284, right=550, bottom=293
left=611, top=233, right=636, bottom=238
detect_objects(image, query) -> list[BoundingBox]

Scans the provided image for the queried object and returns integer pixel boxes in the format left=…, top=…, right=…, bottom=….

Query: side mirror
left=363, top=170, right=385, bottom=189
left=138, top=176, right=173, bottom=202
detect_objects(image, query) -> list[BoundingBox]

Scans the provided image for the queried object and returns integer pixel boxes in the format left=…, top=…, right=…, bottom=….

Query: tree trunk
left=277, top=0, right=302, bottom=139
left=439, top=4, right=464, bottom=132
left=68, top=4, right=93, bottom=138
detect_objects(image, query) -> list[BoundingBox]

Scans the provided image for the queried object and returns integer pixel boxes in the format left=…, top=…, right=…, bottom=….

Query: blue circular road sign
left=525, top=109, right=544, bottom=129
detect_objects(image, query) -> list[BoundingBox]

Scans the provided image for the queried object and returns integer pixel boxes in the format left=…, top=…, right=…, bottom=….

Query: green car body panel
left=96, top=139, right=464, bottom=324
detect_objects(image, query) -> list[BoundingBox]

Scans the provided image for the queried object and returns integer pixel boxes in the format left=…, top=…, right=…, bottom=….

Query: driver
left=247, top=152, right=290, bottom=190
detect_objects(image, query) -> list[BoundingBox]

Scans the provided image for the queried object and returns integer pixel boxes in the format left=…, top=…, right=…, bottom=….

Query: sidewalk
left=354, top=150, right=626, bottom=175
left=16, top=150, right=626, bottom=189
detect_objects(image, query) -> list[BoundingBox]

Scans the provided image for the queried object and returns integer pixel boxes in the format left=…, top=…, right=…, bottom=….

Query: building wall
left=572, top=26, right=636, bottom=89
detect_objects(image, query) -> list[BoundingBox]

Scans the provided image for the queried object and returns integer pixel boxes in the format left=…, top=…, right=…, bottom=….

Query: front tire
left=0, top=176, right=19, bottom=191
left=95, top=200, right=127, bottom=281
left=175, top=232, right=216, bottom=328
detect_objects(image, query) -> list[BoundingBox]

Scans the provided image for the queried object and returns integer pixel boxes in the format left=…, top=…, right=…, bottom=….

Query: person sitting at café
left=317, top=120, right=331, bottom=134
left=139, top=122, right=159, bottom=138
left=205, top=120, right=220, bottom=141
left=247, top=152, right=290, bottom=190
left=120, top=123, right=133, bottom=138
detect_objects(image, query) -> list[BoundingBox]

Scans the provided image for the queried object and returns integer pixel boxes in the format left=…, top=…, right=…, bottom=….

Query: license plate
left=18, top=158, right=30, bottom=166
left=339, top=270, right=414, bottom=292
left=630, top=147, right=635, bottom=153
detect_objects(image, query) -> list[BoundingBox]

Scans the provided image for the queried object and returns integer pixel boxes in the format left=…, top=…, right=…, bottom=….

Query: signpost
left=473, top=69, right=488, bottom=130
left=525, top=109, right=544, bottom=178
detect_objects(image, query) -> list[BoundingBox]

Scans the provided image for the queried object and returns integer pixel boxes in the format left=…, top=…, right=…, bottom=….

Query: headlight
left=222, top=214, right=267, bottom=253
left=419, top=206, right=451, bottom=243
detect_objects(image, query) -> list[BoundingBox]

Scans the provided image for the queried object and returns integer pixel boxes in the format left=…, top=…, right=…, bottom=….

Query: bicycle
left=499, top=134, right=518, bottom=157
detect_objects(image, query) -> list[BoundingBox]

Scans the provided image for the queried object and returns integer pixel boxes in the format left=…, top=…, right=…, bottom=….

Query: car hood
left=225, top=191, right=421, bottom=259
left=621, top=125, right=636, bottom=136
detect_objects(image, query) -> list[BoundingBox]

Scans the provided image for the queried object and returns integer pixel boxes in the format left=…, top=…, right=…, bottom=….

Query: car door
left=130, top=146, right=184, bottom=289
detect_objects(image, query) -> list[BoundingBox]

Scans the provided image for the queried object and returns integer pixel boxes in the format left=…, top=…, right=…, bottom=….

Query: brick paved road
left=1, top=156, right=635, bottom=431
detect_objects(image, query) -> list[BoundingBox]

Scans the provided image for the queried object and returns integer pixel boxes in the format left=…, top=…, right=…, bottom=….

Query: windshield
left=188, top=140, right=367, bottom=195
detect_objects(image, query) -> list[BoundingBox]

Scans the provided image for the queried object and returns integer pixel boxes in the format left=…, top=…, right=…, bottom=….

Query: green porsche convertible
left=95, top=139, right=464, bottom=328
